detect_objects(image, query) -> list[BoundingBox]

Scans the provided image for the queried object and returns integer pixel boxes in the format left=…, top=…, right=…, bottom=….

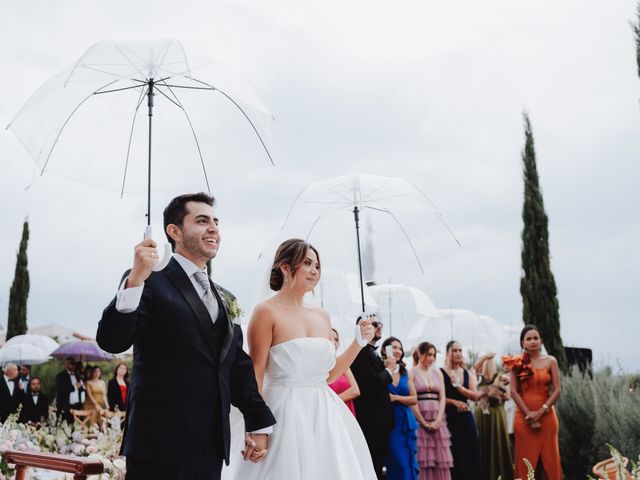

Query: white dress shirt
left=68, top=370, right=80, bottom=405
left=3, top=375, right=14, bottom=396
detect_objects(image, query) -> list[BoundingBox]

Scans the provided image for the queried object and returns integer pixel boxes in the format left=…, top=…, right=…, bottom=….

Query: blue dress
left=385, top=371, right=419, bottom=480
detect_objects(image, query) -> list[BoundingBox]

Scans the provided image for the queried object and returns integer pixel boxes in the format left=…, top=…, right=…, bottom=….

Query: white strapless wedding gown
left=224, top=337, right=376, bottom=479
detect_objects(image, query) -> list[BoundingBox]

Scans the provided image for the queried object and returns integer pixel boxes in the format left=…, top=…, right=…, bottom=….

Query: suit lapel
left=212, top=283, right=235, bottom=363
left=165, top=258, right=218, bottom=359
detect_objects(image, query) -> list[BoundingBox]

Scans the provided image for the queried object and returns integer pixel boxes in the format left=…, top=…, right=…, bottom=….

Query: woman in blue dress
left=381, top=336, right=419, bottom=480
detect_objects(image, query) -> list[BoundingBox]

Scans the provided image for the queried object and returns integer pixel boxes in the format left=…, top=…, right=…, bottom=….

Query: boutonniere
left=218, top=289, right=244, bottom=322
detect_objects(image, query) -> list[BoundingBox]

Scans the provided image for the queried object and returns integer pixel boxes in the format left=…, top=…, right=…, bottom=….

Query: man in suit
left=350, top=315, right=396, bottom=479
left=55, top=357, right=83, bottom=423
left=19, top=377, right=49, bottom=424
left=1, top=363, right=22, bottom=423
left=97, top=192, right=275, bottom=480
left=18, top=365, right=31, bottom=394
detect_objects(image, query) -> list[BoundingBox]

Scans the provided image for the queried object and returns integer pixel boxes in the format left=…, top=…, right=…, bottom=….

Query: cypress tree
left=632, top=2, right=640, bottom=78
left=6, top=220, right=30, bottom=340
left=520, top=113, right=567, bottom=370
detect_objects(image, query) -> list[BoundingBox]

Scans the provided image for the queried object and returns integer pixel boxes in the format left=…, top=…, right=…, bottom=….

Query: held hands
left=128, top=239, right=159, bottom=287
left=242, top=433, right=268, bottom=463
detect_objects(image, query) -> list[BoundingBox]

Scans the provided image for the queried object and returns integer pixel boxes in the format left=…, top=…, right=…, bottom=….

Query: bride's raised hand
left=358, top=317, right=375, bottom=343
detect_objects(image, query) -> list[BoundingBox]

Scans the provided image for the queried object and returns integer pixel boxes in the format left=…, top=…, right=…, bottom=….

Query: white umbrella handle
left=144, top=225, right=172, bottom=272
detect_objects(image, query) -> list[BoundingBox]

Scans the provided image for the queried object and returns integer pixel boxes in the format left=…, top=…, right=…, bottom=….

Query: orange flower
left=501, top=353, right=533, bottom=384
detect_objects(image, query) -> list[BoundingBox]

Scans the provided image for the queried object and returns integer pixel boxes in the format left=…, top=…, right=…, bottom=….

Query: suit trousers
left=125, top=426, right=222, bottom=480
left=363, top=429, right=391, bottom=480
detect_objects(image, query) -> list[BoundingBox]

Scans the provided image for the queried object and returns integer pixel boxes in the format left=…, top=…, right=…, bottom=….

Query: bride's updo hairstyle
left=270, top=238, right=321, bottom=291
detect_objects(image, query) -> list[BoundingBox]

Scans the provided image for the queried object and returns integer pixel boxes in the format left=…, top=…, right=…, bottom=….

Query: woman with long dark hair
left=107, top=362, right=129, bottom=412
left=440, top=340, right=480, bottom=480
left=381, top=336, right=419, bottom=480
left=411, top=342, right=452, bottom=480
left=505, top=325, right=562, bottom=480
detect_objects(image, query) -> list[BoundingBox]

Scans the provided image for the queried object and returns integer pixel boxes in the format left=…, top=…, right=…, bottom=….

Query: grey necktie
left=193, top=271, right=219, bottom=324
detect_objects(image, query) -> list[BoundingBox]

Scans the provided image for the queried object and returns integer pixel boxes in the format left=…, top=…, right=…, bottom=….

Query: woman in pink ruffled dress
left=411, top=342, right=453, bottom=480
left=328, top=328, right=360, bottom=416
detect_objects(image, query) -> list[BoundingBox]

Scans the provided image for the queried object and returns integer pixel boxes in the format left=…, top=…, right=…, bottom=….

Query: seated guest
left=328, top=328, right=360, bottom=416
left=20, top=377, right=49, bottom=425
left=1, top=364, right=22, bottom=422
left=83, top=366, right=109, bottom=425
left=107, top=363, right=129, bottom=412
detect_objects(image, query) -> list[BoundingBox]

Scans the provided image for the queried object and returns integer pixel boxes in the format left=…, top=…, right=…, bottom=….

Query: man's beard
left=183, top=234, right=216, bottom=262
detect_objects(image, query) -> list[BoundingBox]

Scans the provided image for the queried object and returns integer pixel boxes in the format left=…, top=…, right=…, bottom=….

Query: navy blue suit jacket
left=96, top=258, right=275, bottom=465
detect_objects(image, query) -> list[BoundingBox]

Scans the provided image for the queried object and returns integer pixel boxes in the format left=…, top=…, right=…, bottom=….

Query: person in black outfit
left=55, top=357, right=83, bottom=423
left=350, top=314, right=395, bottom=479
left=97, top=193, right=275, bottom=480
left=19, top=377, right=49, bottom=424
left=1, top=364, right=22, bottom=423
left=107, top=362, right=129, bottom=412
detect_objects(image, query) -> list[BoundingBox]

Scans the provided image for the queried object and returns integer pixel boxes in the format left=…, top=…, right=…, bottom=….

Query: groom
left=97, top=193, right=276, bottom=480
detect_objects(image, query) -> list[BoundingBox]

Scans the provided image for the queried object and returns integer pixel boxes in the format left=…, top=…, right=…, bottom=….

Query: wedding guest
left=107, top=362, right=129, bottom=412
left=441, top=340, right=481, bottom=480
left=328, top=328, right=360, bottom=416
left=1, top=364, right=22, bottom=422
left=83, top=366, right=109, bottom=425
left=473, top=353, right=513, bottom=480
left=411, top=342, right=453, bottom=480
left=381, top=336, right=419, bottom=480
left=55, top=357, right=83, bottom=423
left=506, top=325, right=562, bottom=480
left=18, top=365, right=31, bottom=394
left=19, top=377, right=49, bottom=425
left=351, top=314, right=394, bottom=479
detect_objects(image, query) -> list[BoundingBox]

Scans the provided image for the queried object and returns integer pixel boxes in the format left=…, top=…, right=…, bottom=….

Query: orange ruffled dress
left=513, top=367, right=563, bottom=480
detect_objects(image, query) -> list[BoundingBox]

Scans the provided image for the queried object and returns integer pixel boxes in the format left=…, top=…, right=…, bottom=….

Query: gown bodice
left=265, top=337, right=335, bottom=388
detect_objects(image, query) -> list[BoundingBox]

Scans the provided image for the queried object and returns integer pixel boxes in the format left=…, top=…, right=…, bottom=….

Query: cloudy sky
left=1, top=0, right=638, bottom=369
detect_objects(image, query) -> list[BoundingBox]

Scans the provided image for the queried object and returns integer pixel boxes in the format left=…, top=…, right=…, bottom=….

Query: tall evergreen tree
left=632, top=2, right=640, bottom=78
left=519, top=113, right=567, bottom=370
left=6, top=220, right=30, bottom=340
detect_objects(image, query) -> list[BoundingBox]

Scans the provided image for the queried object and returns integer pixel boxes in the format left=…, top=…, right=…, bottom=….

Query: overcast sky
left=1, top=0, right=638, bottom=370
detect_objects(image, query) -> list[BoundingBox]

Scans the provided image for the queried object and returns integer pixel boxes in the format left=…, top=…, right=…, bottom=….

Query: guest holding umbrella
left=107, top=362, right=129, bottom=412
left=440, top=340, right=481, bottom=480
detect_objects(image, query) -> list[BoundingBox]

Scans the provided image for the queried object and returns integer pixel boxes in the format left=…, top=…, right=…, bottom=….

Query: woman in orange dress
left=506, top=325, right=562, bottom=480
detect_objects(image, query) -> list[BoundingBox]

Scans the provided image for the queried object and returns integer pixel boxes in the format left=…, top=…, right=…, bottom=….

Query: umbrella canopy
left=407, top=309, right=507, bottom=361
left=4, top=334, right=59, bottom=356
left=305, top=269, right=379, bottom=347
left=51, top=340, right=114, bottom=362
left=0, top=343, right=50, bottom=365
left=279, top=173, right=461, bottom=312
left=8, top=39, right=275, bottom=225
left=369, top=283, right=439, bottom=340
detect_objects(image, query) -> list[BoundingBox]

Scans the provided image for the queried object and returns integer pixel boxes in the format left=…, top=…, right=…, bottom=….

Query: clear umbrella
left=279, top=173, right=461, bottom=312
left=369, top=283, right=440, bottom=340
left=4, top=334, right=59, bottom=356
left=0, top=343, right=50, bottom=365
left=7, top=39, right=275, bottom=270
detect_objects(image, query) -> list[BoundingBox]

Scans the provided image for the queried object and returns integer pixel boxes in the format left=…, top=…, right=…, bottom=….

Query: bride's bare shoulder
left=305, top=304, right=331, bottom=323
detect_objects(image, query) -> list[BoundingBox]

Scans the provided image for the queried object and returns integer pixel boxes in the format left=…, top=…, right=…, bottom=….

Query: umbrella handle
left=144, top=225, right=172, bottom=272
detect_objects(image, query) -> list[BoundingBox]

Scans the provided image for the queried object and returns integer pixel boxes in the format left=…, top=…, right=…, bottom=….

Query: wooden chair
left=69, top=408, right=95, bottom=429
left=2, top=450, right=104, bottom=480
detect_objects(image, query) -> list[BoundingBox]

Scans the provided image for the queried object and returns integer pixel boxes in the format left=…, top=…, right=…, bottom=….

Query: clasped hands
left=242, top=433, right=269, bottom=463
left=525, top=409, right=545, bottom=430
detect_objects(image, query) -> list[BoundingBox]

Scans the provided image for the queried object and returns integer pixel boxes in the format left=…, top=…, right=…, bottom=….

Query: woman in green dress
left=473, top=353, right=513, bottom=480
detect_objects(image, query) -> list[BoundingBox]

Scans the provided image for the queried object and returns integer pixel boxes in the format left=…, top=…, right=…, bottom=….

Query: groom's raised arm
left=97, top=239, right=157, bottom=353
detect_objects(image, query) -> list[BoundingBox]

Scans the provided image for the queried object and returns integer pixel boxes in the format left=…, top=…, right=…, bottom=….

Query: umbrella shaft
left=353, top=206, right=366, bottom=312
left=146, top=79, right=155, bottom=225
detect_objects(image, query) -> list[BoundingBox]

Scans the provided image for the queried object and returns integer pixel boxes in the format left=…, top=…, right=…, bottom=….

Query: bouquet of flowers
left=501, top=353, right=533, bottom=384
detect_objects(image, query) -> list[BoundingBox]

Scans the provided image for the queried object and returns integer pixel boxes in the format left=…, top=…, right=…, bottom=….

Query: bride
left=234, top=238, right=377, bottom=479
